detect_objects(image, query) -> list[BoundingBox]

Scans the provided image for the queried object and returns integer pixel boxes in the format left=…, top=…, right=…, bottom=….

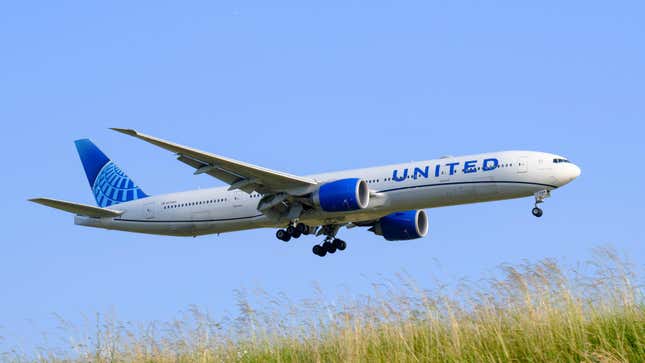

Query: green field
left=8, top=249, right=644, bottom=362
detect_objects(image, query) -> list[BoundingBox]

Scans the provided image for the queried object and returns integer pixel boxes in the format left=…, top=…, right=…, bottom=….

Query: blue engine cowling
left=370, top=210, right=429, bottom=241
left=313, top=178, right=370, bottom=212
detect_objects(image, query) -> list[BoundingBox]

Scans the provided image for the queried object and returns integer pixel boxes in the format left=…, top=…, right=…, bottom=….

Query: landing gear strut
left=532, top=190, right=550, bottom=218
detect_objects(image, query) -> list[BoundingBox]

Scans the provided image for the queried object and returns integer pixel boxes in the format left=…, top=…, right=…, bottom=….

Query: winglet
left=110, top=128, right=138, bottom=136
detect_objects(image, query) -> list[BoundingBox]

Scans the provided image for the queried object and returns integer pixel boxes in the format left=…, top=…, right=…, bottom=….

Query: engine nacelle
left=313, top=178, right=370, bottom=212
left=371, top=210, right=429, bottom=241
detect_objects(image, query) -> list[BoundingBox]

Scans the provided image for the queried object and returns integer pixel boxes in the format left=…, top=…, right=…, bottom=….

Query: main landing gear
left=275, top=223, right=348, bottom=257
left=312, top=238, right=346, bottom=257
left=276, top=222, right=312, bottom=242
left=532, top=190, right=551, bottom=218
left=311, top=224, right=347, bottom=257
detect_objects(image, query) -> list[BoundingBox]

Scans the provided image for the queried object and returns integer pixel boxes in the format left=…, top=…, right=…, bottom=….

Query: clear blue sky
left=1, top=1, right=643, bottom=350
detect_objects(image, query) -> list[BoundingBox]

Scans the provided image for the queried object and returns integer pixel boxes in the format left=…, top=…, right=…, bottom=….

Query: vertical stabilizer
left=74, top=139, right=148, bottom=207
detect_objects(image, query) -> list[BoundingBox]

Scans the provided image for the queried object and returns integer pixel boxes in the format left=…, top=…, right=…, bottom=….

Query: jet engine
left=370, top=210, right=428, bottom=241
left=313, top=178, right=370, bottom=212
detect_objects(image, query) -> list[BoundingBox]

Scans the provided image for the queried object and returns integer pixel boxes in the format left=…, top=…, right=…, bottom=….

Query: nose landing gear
left=532, top=190, right=551, bottom=217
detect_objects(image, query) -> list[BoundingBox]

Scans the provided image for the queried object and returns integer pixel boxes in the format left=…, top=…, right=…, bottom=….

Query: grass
left=4, top=248, right=644, bottom=362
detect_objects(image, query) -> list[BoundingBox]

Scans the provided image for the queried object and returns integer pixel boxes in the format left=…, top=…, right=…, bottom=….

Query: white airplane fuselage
left=75, top=150, right=581, bottom=237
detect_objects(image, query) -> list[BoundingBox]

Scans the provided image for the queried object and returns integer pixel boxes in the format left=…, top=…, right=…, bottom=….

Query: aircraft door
left=232, top=191, right=245, bottom=208
left=143, top=202, right=155, bottom=219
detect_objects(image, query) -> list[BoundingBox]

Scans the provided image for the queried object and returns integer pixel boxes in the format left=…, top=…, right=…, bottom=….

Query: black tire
left=323, top=241, right=336, bottom=254
left=292, top=230, right=302, bottom=239
left=296, top=223, right=307, bottom=234
left=312, top=245, right=325, bottom=256
left=286, top=225, right=296, bottom=235
left=334, top=239, right=347, bottom=251
left=532, top=207, right=543, bottom=217
left=276, top=229, right=289, bottom=241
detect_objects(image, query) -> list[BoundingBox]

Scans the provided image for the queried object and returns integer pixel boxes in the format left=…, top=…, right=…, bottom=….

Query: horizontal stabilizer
left=29, top=198, right=123, bottom=218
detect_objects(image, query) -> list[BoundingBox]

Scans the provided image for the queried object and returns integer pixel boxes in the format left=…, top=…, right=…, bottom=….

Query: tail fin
left=74, top=139, right=148, bottom=207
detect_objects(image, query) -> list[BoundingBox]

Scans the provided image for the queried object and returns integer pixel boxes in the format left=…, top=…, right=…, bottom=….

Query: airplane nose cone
left=554, top=159, right=581, bottom=186
left=565, top=164, right=581, bottom=183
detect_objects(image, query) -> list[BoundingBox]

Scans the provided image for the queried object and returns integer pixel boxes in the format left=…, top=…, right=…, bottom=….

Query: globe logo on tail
left=92, top=161, right=148, bottom=207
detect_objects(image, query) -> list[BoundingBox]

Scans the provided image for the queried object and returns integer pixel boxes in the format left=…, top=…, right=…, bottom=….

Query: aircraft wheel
left=323, top=241, right=336, bottom=254
left=286, top=225, right=296, bottom=235
left=276, top=229, right=290, bottom=242
left=532, top=207, right=543, bottom=218
left=292, top=230, right=302, bottom=239
left=334, top=239, right=347, bottom=251
left=312, top=245, right=325, bottom=257
left=296, top=223, right=309, bottom=235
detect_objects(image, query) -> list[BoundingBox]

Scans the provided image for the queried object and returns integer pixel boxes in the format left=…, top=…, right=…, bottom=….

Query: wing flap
left=29, top=198, right=123, bottom=218
left=176, top=155, right=258, bottom=193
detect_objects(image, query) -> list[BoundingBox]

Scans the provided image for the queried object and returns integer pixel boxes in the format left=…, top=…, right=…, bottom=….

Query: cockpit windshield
left=553, top=158, right=571, bottom=164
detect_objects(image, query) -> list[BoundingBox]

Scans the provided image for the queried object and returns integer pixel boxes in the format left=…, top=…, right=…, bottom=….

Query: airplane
left=30, top=128, right=581, bottom=257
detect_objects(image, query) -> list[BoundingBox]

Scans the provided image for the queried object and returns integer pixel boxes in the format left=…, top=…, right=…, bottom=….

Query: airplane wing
left=111, top=128, right=317, bottom=195
left=29, top=198, right=123, bottom=218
